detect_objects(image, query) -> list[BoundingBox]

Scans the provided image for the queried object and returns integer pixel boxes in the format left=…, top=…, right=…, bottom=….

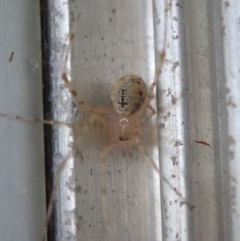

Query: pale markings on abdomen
left=118, top=89, right=128, bottom=108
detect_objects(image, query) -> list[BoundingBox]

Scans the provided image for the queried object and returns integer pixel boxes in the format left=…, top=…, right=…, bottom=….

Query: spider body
left=107, top=112, right=143, bottom=142
left=94, top=74, right=147, bottom=142
left=111, top=74, right=147, bottom=116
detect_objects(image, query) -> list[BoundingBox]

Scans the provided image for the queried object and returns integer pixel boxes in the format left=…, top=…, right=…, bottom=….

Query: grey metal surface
left=0, top=1, right=45, bottom=241
left=47, top=0, right=161, bottom=241
left=154, top=0, right=240, bottom=241
left=154, top=1, right=195, bottom=240
left=221, top=0, right=240, bottom=240
left=1, top=0, right=239, bottom=241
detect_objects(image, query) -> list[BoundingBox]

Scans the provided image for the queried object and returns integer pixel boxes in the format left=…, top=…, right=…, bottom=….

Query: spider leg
left=92, top=106, right=116, bottom=114
left=89, top=113, right=116, bottom=141
left=62, top=72, right=97, bottom=113
left=146, top=104, right=156, bottom=120
left=42, top=113, right=116, bottom=241
left=0, top=112, right=73, bottom=127
left=62, top=71, right=116, bottom=114
left=61, top=15, right=115, bottom=115
left=135, top=47, right=165, bottom=118
left=136, top=1, right=168, bottom=118
left=137, top=141, right=195, bottom=210
left=100, top=140, right=134, bottom=241
left=140, top=104, right=156, bottom=125
left=42, top=150, right=72, bottom=241
left=42, top=120, right=92, bottom=241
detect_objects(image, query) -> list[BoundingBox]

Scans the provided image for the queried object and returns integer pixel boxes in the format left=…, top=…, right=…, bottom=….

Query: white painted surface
left=0, top=1, right=45, bottom=240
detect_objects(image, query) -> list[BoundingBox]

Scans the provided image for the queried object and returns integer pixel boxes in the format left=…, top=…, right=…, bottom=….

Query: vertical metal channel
left=70, top=1, right=160, bottom=240
left=220, top=0, right=240, bottom=240
left=43, top=0, right=161, bottom=241
left=154, top=0, right=240, bottom=241
left=41, top=0, right=75, bottom=240
left=154, top=1, right=195, bottom=240
left=0, top=1, right=45, bottom=241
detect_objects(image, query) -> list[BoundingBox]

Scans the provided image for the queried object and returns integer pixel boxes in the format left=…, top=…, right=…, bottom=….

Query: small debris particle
left=172, top=61, right=179, bottom=72
left=159, top=122, right=165, bottom=129
left=195, top=140, right=213, bottom=150
left=171, top=95, right=177, bottom=105
left=224, top=1, right=230, bottom=8
left=174, top=140, right=183, bottom=147
left=8, top=52, right=14, bottom=62
left=176, top=2, right=182, bottom=8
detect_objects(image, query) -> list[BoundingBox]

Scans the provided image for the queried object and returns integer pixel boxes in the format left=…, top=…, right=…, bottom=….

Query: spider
left=39, top=13, right=166, bottom=241
left=41, top=11, right=193, bottom=241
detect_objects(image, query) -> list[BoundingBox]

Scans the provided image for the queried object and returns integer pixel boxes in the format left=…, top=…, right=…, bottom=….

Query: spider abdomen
left=111, top=75, right=147, bottom=116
